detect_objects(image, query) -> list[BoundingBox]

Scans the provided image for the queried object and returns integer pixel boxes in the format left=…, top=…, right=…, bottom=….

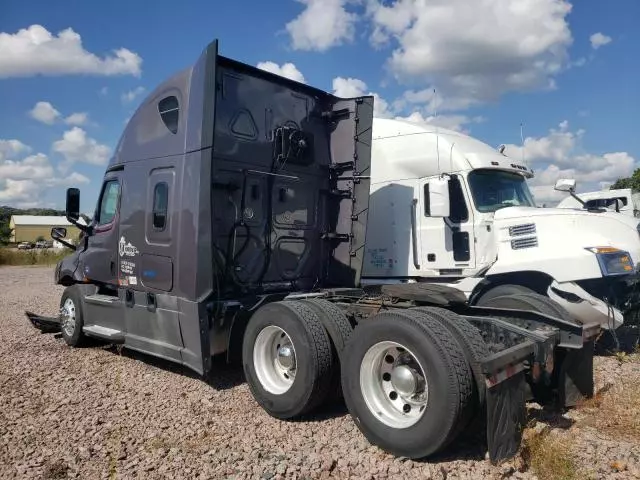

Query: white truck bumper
left=547, top=280, right=624, bottom=330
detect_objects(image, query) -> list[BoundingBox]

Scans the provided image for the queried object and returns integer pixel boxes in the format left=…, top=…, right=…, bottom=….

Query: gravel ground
left=1, top=265, right=639, bottom=480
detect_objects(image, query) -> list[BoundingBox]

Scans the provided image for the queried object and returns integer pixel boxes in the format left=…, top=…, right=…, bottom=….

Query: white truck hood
left=487, top=206, right=640, bottom=282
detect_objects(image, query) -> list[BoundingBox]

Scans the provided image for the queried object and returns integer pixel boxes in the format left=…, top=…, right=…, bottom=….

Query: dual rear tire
left=340, top=309, right=477, bottom=459
left=242, top=300, right=482, bottom=459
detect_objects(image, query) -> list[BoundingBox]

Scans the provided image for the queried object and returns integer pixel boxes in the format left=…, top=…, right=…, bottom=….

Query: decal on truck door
left=118, top=236, right=139, bottom=286
left=119, top=236, right=139, bottom=257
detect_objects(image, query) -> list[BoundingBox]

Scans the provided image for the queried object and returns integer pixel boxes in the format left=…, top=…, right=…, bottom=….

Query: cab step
left=84, top=294, right=120, bottom=306
left=82, top=324, right=125, bottom=342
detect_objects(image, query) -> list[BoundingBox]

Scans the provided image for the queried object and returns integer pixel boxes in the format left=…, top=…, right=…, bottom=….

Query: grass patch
left=521, top=426, right=577, bottom=480
left=576, top=375, right=640, bottom=441
left=0, top=248, right=67, bottom=266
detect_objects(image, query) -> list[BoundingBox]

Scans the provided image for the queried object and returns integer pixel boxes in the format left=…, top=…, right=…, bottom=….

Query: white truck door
left=419, top=174, right=476, bottom=274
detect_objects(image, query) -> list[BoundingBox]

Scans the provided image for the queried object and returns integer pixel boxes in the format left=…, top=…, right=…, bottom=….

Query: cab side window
left=448, top=176, right=469, bottom=223
left=97, top=180, right=121, bottom=226
left=152, top=182, right=169, bottom=230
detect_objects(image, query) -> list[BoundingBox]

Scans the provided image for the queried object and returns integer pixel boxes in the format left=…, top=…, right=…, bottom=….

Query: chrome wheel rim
left=360, top=341, right=428, bottom=428
left=253, top=326, right=297, bottom=395
left=60, top=298, right=76, bottom=337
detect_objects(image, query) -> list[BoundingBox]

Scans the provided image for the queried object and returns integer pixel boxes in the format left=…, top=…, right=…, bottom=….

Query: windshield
left=467, top=169, right=536, bottom=212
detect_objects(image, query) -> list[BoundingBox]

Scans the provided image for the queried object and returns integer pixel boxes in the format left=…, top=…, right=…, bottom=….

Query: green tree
left=0, top=223, right=12, bottom=246
left=610, top=168, right=640, bottom=191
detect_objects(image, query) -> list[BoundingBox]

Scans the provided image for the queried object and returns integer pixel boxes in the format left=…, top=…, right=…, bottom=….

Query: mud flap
left=558, top=340, right=594, bottom=407
left=24, top=311, right=61, bottom=334
left=486, top=370, right=528, bottom=464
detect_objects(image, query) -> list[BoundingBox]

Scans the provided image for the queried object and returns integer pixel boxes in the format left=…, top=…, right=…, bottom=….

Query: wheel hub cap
left=277, top=345, right=295, bottom=370
left=390, top=365, right=418, bottom=397
left=60, top=298, right=76, bottom=337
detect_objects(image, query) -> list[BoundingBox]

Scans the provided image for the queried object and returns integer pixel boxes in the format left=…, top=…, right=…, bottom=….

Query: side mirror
left=51, top=227, right=67, bottom=240
left=66, top=188, right=80, bottom=221
left=427, top=177, right=451, bottom=217
left=554, top=178, right=576, bottom=193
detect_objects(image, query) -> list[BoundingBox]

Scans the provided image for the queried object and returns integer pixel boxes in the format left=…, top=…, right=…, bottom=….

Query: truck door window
left=152, top=182, right=169, bottom=230
left=97, top=180, right=121, bottom=226
left=448, top=176, right=468, bottom=223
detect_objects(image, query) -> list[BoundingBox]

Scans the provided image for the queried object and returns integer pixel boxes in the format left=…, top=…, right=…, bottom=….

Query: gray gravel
left=1, top=265, right=639, bottom=479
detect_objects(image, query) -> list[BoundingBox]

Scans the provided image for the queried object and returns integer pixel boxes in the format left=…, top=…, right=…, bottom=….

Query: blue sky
left=1, top=0, right=638, bottom=212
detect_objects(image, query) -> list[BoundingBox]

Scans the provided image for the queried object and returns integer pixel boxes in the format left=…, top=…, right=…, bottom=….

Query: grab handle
left=410, top=199, right=421, bottom=270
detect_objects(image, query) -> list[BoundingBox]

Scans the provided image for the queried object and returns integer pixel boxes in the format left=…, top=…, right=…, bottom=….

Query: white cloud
left=99, top=87, right=109, bottom=96
left=0, top=24, right=142, bottom=78
left=52, top=127, right=111, bottom=168
left=502, top=121, right=637, bottom=205
left=0, top=139, right=31, bottom=161
left=366, top=0, right=573, bottom=108
left=332, top=76, right=392, bottom=118
left=64, top=112, right=89, bottom=126
left=590, top=32, right=612, bottom=50
left=256, top=61, right=306, bottom=83
left=0, top=139, right=90, bottom=208
left=28, top=101, right=90, bottom=127
left=331, top=76, right=484, bottom=131
left=286, top=0, right=358, bottom=51
left=505, top=120, right=581, bottom=167
left=29, top=101, right=61, bottom=125
left=0, top=153, right=53, bottom=181
left=332, top=77, right=368, bottom=97
left=121, top=86, right=146, bottom=103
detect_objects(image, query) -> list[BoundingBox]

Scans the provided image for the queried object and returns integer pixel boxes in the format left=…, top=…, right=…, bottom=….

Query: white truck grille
left=511, top=237, right=538, bottom=250
left=508, top=223, right=538, bottom=250
left=508, top=223, right=536, bottom=236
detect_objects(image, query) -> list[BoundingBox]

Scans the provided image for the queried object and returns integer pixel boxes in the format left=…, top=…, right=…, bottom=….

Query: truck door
left=82, top=173, right=123, bottom=287
left=419, top=174, right=476, bottom=273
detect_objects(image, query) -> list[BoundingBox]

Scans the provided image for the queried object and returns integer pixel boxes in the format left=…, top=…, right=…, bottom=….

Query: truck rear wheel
left=299, top=299, right=354, bottom=401
left=412, top=306, right=490, bottom=435
left=341, top=310, right=472, bottom=459
left=242, top=301, right=334, bottom=419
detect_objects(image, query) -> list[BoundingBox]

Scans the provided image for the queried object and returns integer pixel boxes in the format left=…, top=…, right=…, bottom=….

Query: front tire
left=341, top=310, right=473, bottom=459
left=60, top=285, right=86, bottom=347
left=474, top=284, right=536, bottom=306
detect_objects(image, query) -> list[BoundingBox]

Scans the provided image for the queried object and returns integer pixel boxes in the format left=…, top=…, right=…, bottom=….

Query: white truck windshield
left=468, top=169, right=536, bottom=212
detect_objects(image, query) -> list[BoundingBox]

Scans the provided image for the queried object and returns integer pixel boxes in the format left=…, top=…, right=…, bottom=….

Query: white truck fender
left=546, top=280, right=624, bottom=330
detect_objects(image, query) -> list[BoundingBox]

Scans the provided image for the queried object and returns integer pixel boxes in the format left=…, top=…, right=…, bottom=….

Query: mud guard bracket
left=25, top=311, right=61, bottom=334
left=558, top=340, right=595, bottom=407
left=486, top=370, right=528, bottom=464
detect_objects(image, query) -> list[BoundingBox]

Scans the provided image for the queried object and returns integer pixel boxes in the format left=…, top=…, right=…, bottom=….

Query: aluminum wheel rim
left=60, top=298, right=76, bottom=337
left=253, top=325, right=297, bottom=395
left=360, top=341, right=429, bottom=429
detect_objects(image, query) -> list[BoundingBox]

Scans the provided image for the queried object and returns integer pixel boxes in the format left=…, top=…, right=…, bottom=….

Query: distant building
left=9, top=215, right=86, bottom=243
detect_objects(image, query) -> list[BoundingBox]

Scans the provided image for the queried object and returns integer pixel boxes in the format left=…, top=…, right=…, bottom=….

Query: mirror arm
left=57, top=238, right=77, bottom=251
left=569, top=190, right=585, bottom=207
left=66, top=215, right=92, bottom=234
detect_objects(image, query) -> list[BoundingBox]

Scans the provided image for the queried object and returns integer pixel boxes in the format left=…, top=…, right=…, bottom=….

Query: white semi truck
left=362, top=118, right=640, bottom=336
left=556, top=185, right=640, bottom=219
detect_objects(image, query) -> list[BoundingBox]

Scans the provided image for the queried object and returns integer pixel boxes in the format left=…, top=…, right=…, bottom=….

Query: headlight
left=585, top=246, right=634, bottom=276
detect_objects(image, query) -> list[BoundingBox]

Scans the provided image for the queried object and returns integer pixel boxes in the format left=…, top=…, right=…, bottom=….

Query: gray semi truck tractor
left=26, top=38, right=600, bottom=464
